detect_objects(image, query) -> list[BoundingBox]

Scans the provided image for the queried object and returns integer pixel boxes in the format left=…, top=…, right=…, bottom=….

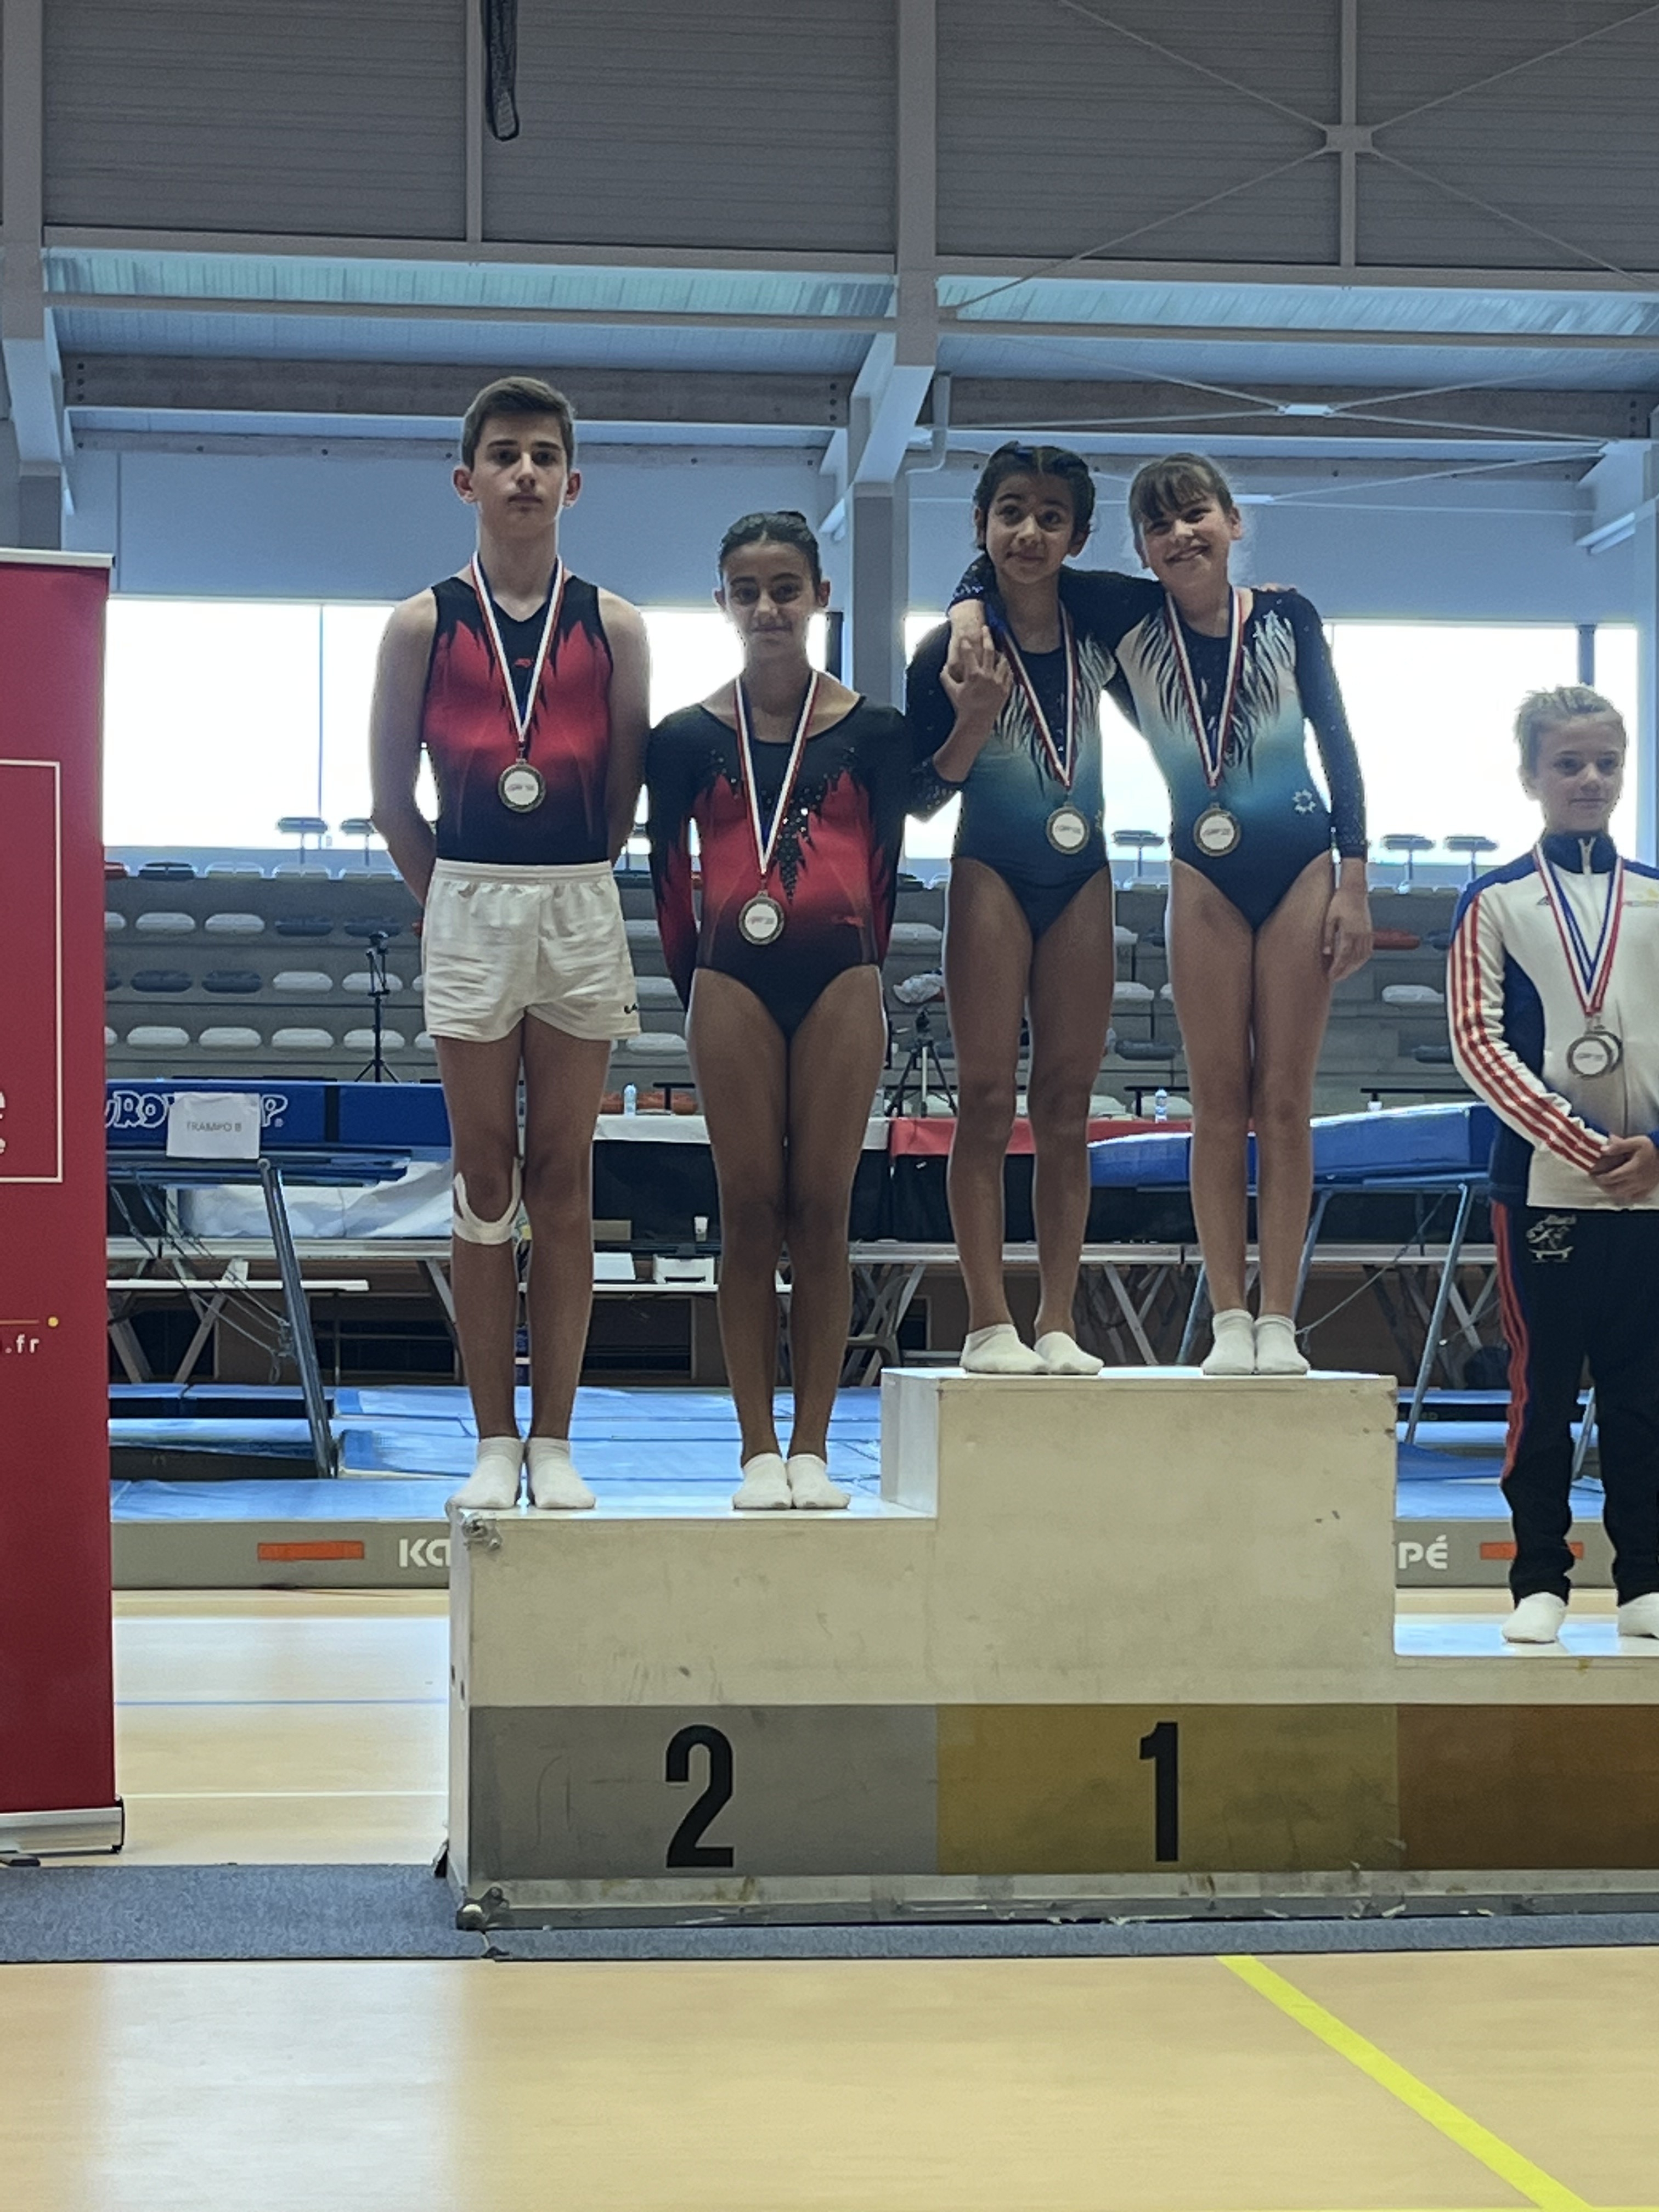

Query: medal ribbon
left=733, top=672, right=820, bottom=887
left=1533, top=841, right=1624, bottom=1024
left=1165, top=586, right=1244, bottom=792
left=1001, top=607, right=1080, bottom=791
left=470, top=556, right=568, bottom=762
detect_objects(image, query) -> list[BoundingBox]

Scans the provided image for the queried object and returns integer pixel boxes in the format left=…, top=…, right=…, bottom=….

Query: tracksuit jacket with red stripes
left=1447, top=831, right=1659, bottom=1209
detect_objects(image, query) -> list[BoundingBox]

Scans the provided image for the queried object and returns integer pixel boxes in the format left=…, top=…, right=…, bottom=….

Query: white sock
left=1200, top=1308, right=1256, bottom=1376
left=787, top=1453, right=850, bottom=1510
left=526, top=1437, right=595, bottom=1512
left=732, top=1452, right=792, bottom=1511
left=450, top=1435, right=522, bottom=1511
left=1035, top=1330, right=1103, bottom=1377
left=961, top=1323, right=1047, bottom=1376
left=1502, top=1592, right=1568, bottom=1644
left=1253, top=1313, right=1310, bottom=1377
left=1616, top=1593, right=1659, bottom=1639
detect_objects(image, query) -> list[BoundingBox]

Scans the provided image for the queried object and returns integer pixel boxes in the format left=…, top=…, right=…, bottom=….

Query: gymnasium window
left=100, top=600, right=1643, bottom=863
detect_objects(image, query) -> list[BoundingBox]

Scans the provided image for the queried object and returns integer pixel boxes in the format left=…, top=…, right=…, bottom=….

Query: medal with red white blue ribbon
left=1167, top=585, right=1245, bottom=857
left=1002, top=607, right=1090, bottom=854
left=471, top=555, right=567, bottom=812
left=732, top=672, right=819, bottom=945
left=1534, top=839, right=1626, bottom=1076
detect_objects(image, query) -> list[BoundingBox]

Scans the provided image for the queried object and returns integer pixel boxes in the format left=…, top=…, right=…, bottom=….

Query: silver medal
left=1194, top=805, right=1242, bottom=859
left=1566, top=1027, right=1622, bottom=1078
left=497, top=762, right=546, bottom=813
left=472, top=555, right=567, bottom=824
left=738, top=892, right=786, bottom=946
left=1046, top=803, right=1090, bottom=855
left=1534, top=840, right=1627, bottom=1088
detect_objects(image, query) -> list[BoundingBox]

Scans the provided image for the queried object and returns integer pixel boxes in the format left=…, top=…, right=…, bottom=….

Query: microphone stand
left=355, top=928, right=399, bottom=1084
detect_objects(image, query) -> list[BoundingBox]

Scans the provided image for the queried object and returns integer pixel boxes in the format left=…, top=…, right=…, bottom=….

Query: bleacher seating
left=99, top=858, right=1478, bottom=1113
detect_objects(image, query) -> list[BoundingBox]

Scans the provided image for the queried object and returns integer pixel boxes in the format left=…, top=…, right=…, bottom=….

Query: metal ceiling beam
left=46, top=224, right=1659, bottom=296
left=60, top=355, right=1655, bottom=445
left=2, top=0, right=68, bottom=539
left=947, top=380, right=1654, bottom=443
left=49, top=294, right=890, bottom=334
left=61, top=356, right=854, bottom=427
left=49, top=293, right=1659, bottom=363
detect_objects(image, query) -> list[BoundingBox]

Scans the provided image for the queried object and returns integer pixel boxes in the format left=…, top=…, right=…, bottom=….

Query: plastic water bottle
left=1153, top=1086, right=1169, bottom=1124
left=622, top=1082, right=637, bottom=1116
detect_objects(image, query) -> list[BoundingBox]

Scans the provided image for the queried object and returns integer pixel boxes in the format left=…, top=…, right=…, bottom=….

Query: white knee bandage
left=452, top=1164, right=522, bottom=1245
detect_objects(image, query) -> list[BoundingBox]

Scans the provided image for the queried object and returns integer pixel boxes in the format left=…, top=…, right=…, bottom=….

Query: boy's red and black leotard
left=421, top=571, right=613, bottom=865
left=646, top=696, right=916, bottom=1039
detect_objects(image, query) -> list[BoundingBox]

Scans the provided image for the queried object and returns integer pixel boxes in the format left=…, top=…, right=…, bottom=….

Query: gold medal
left=1193, top=805, right=1242, bottom=858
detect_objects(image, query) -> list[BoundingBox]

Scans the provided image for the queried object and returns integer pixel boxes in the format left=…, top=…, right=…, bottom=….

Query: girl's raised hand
left=940, top=629, right=1012, bottom=733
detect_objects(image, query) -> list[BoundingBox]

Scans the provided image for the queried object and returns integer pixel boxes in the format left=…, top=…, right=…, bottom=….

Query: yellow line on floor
left=1220, top=1955, right=1590, bottom=2212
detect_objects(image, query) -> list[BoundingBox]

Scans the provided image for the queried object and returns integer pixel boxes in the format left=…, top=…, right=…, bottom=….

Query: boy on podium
left=1448, top=686, right=1659, bottom=1644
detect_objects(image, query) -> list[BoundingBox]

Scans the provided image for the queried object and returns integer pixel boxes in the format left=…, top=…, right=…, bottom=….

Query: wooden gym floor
left=2, top=1588, right=1655, bottom=2212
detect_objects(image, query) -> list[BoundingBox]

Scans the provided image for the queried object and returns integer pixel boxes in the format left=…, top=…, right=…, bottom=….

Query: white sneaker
left=526, top=1438, right=596, bottom=1512
left=787, top=1453, right=850, bottom=1510
left=449, top=1436, right=522, bottom=1511
left=961, top=1323, right=1047, bottom=1375
left=1035, top=1330, right=1104, bottom=1376
left=1502, top=1592, right=1568, bottom=1644
left=1201, top=1308, right=1256, bottom=1376
left=1616, top=1593, right=1659, bottom=1639
left=732, top=1452, right=792, bottom=1510
left=1254, top=1314, right=1311, bottom=1376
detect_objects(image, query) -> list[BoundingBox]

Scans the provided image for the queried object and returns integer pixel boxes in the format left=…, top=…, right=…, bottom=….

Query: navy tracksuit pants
left=1494, top=1202, right=1659, bottom=1604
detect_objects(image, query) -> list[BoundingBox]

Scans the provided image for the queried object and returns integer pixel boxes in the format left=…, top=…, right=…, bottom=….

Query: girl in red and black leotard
left=646, top=512, right=922, bottom=1511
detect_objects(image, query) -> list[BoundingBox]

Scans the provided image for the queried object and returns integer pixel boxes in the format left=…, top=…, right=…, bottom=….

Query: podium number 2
left=1138, top=1721, right=1180, bottom=1861
left=665, top=1724, right=735, bottom=1868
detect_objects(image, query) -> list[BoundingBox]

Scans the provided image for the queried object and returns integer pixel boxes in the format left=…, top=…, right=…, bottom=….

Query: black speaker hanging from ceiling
left=482, top=0, right=520, bottom=142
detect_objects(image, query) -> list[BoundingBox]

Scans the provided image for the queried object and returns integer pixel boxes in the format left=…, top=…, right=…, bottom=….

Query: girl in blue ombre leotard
left=948, top=452, right=1373, bottom=1380
left=903, top=443, right=1135, bottom=1382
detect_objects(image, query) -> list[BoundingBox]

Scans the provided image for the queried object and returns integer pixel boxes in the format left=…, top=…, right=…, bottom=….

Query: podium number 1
left=665, top=1724, right=735, bottom=1869
left=1138, top=1721, right=1180, bottom=1861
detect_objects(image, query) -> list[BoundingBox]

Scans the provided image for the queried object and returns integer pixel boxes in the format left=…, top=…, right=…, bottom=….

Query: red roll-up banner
left=0, top=550, right=121, bottom=1853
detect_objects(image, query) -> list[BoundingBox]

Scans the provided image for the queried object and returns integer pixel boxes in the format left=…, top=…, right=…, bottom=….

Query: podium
left=447, top=1370, right=1659, bottom=1925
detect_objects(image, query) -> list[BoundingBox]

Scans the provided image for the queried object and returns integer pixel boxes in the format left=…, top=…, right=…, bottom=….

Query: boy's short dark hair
left=971, top=442, right=1096, bottom=540
left=1515, top=684, right=1626, bottom=776
left=461, top=376, right=577, bottom=470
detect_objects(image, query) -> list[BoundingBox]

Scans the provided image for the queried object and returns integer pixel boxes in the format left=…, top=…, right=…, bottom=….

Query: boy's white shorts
left=421, top=859, right=641, bottom=1044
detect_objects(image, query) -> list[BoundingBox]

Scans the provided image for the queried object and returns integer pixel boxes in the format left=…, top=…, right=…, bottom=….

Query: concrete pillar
left=1632, top=446, right=1659, bottom=862
left=848, top=478, right=910, bottom=709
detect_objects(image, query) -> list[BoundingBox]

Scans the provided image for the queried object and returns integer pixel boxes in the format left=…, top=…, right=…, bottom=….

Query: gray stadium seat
left=204, top=911, right=265, bottom=934
left=198, top=1025, right=263, bottom=1051
left=125, top=1024, right=191, bottom=1051
left=271, top=1026, right=335, bottom=1051
left=273, top=970, right=334, bottom=992
left=202, top=970, right=262, bottom=994
left=130, top=969, right=191, bottom=993
left=135, top=910, right=195, bottom=934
